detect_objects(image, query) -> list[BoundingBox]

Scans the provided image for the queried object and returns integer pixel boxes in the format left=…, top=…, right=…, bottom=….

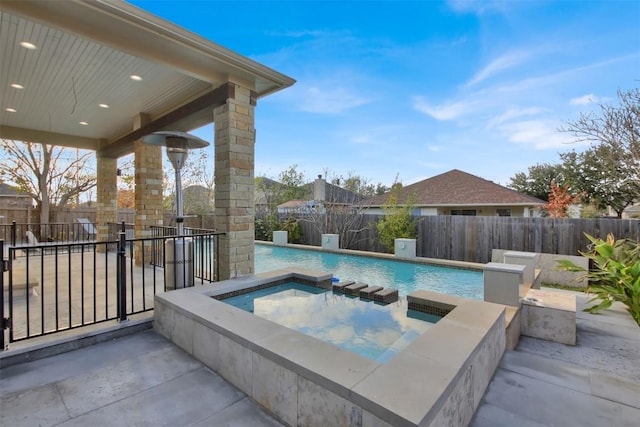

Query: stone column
left=214, top=83, right=256, bottom=279
left=134, top=113, right=163, bottom=265
left=95, top=154, right=117, bottom=251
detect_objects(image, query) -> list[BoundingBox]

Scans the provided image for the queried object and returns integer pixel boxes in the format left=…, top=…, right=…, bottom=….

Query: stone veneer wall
left=95, top=155, right=117, bottom=251
left=154, top=271, right=506, bottom=427
left=134, top=139, right=163, bottom=265
left=491, top=249, right=588, bottom=288
left=214, top=83, right=256, bottom=279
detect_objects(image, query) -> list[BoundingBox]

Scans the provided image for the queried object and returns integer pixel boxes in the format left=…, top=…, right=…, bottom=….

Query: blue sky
left=130, top=0, right=639, bottom=188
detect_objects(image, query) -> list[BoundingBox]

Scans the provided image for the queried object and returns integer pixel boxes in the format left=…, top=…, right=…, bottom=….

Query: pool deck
left=1, top=290, right=639, bottom=426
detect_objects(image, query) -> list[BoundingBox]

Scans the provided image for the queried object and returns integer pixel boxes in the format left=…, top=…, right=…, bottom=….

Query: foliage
left=560, top=145, right=639, bottom=217
left=508, top=163, right=566, bottom=202
left=281, top=216, right=303, bottom=243
left=254, top=213, right=281, bottom=241
left=579, top=204, right=606, bottom=218
left=561, top=88, right=639, bottom=186
left=545, top=180, right=582, bottom=218
left=117, top=189, right=135, bottom=209
left=376, top=182, right=417, bottom=252
left=557, top=234, right=640, bottom=325
left=278, top=164, right=307, bottom=202
left=560, top=88, right=640, bottom=217
left=0, top=139, right=96, bottom=223
left=330, top=171, right=388, bottom=198
left=302, top=170, right=373, bottom=249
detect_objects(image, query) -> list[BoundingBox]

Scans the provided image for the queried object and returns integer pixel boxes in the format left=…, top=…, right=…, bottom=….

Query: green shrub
left=376, top=184, right=417, bottom=252
left=557, top=233, right=640, bottom=325
left=281, top=216, right=303, bottom=243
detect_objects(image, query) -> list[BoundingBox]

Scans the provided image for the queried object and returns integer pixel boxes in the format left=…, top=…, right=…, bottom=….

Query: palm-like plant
left=557, top=233, right=640, bottom=325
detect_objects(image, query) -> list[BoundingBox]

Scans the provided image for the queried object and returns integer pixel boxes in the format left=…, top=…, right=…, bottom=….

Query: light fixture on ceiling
left=11, top=83, right=24, bottom=89
left=79, top=121, right=88, bottom=126
left=6, top=108, right=17, bottom=113
left=130, top=75, right=142, bottom=81
left=20, top=41, right=37, bottom=50
left=98, top=103, right=110, bottom=108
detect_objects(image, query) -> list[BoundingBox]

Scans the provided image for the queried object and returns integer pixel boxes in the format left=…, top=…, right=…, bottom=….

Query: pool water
left=223, top=282, right=439, bottom=363
left=255, top=244, right=483, bottom=299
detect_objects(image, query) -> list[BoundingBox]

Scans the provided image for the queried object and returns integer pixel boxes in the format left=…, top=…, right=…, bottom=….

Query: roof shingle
left=364, top=169, right=546, bottom=207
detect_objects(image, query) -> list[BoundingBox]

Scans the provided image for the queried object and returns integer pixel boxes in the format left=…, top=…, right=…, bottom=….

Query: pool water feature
left=255, top=243, right=483, bottom=299
left=155, top=268, right=506, bottom=426
left=223, top=281, right=439, bottom=363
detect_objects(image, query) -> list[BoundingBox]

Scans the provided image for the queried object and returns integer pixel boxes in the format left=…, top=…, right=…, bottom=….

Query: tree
left=508, top=163, right=566, bottom=201
left=376, top=182, right=417, bottom=252
left=162, top=149, right=215, bottom=215
left=545, top=180, right=581, bottom=218
left=301, top=170, right=372, bottom=249
left=331, top=172, right=387, bottom=198
left=0, top=139, right=96, bottom=224
left=561, top=144, right=639, bottom=217
left=561, top=87, right=640, bottom=212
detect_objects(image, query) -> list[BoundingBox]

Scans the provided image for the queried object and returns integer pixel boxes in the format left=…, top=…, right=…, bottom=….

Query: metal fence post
left=117, top=231, right=127, bottom=322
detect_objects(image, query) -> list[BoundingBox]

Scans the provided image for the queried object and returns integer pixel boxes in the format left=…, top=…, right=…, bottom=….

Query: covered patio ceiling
left=0, top=0, right=295, bottom=158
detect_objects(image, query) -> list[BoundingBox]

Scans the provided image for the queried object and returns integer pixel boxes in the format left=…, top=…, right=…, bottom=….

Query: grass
left=541, top=281, right=587, bottom=292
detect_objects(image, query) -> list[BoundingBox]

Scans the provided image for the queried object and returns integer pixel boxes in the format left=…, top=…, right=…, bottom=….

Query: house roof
left=363, top=169, right=546, bottom=207
left=0, top=1, right=294, bottom=158
left=0, top=182, right=31, bottom=197
left=277, top=200, right=309, bottom=209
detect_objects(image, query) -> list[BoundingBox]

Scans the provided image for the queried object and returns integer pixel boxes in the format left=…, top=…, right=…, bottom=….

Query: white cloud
left=413, top=96, right=480, bottom=121
left=570, top=94, right=598, bottom=106
left=296, top=85, right=370, bottom=114
left=497, top=119, right=576, bottom=149
left=466, top=51, right=531, bottom=86
left=487, top=107, right=547, bottom=128
left=447, top=0, right=508, bottom=15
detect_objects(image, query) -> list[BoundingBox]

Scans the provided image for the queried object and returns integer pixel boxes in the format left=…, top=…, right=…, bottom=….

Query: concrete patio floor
left=1, top=291, right=639, bottom=426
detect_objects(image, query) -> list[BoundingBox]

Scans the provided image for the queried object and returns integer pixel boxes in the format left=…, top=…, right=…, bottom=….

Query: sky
left=129, top=0, right=639, bottom=188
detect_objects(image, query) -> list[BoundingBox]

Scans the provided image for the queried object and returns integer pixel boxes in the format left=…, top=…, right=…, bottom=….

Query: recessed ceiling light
left=98, top=103, right=110, bottom=108
left=79, top=121, right=88, bottom=126
left=130, top=75, right=142, bottom=81
left=6, top=108, right=17, bottom=113
left=20, top=41, right=37, bottom=50
left=11, top=83, right=24, bottom=89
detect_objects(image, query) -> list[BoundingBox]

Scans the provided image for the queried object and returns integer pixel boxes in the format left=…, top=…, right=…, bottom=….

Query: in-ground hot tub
left=154, top=268, right=506, bottom=427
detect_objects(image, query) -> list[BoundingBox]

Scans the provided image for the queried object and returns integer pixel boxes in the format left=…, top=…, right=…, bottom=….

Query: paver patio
left=1, top=290, right=638, bottom=426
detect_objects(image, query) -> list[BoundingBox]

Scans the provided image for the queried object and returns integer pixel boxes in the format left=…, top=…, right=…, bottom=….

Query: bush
left=557, top=233, right=640, bottom=325
left=281, top=216, right=303, bottom=243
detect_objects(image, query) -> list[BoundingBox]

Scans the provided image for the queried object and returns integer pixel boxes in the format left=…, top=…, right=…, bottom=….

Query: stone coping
left=256, top=240, right=484, bottom=271
left=522, top=288, right=577, bottom=312
left=154, top=269, right=506, bottom=426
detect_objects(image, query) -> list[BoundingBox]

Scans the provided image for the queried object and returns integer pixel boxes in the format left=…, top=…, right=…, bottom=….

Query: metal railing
left=0, top=229, right=223, bottom=348
left=0, top=221, right=97, bottom=246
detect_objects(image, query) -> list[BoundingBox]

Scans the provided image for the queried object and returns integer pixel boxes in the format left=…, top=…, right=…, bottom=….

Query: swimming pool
left=255, top=244, right=483, bottom=299
left=223, top=281, right=439, bottom=363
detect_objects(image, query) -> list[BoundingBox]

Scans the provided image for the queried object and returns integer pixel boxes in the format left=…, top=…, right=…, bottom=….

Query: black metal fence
left=0, top=228, right=222, bottom=349
left=0, top=221, right=97, bottom=246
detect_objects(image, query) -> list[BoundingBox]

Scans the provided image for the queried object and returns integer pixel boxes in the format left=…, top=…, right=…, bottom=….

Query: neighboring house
left=276, top=177, right=361, bottom=214
left=621, top=203, right=640, bottom=219
left=0, top=182, right=34, bottom=224
left=0, top=183, right=33, bottom=209
left=362, top=169, right=546, bottom=217
left=255, top=177, right=282, bottom=214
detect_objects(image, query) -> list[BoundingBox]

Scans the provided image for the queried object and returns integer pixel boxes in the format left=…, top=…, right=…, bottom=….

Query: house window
left=496, top=208, right=511, bottom=217
left=451, top=209, right=476, bottom=216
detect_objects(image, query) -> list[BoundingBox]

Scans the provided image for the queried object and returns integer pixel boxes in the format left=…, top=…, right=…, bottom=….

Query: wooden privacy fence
left=293, top=214, right=639, bottom=263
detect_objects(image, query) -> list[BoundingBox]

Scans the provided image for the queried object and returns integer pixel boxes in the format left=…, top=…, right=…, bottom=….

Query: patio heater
left=142, top=131, right=209, bottom=290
